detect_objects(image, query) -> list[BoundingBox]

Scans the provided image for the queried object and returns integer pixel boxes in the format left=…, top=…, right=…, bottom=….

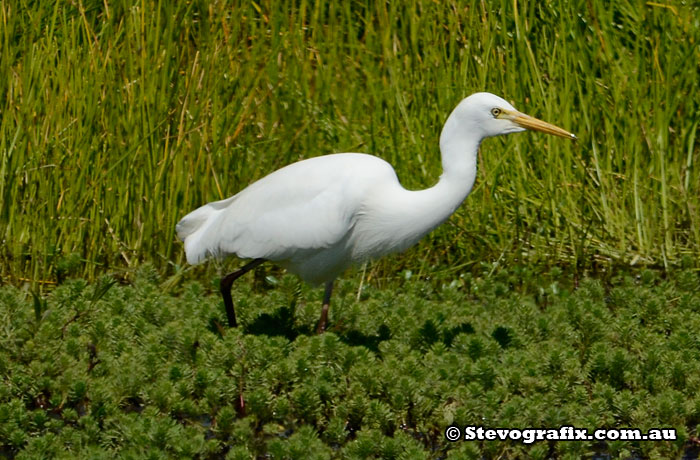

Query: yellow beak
left=511, top=112, right=577, bottom=139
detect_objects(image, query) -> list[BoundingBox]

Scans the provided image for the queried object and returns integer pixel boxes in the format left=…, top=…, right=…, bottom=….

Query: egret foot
left=316, top=281, right=334, bottom=334
left=220, top=258, right=265, bottom=327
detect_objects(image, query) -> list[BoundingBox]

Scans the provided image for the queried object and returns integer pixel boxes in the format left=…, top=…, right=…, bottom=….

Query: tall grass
left=1, top=0, right=698, bottom=283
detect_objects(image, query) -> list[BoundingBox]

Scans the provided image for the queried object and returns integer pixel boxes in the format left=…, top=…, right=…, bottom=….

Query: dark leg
left=316, top=281, right=334, bottom=334
left=220, top=258, right=265, bottom=327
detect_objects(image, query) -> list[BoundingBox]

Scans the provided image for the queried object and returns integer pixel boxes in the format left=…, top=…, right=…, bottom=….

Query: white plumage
left=177, top=92, right=575, bottom=331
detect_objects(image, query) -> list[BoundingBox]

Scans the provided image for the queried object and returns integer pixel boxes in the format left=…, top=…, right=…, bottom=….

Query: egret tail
left=176, top=196, right=236, bottom=264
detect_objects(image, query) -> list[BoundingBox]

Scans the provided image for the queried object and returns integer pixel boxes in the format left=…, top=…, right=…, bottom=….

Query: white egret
left=177, top=92, right=575, bottom=332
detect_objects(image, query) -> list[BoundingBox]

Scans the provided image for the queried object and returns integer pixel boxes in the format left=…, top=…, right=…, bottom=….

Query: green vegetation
left=2, top=266, right=700, bottom=459
left=2, top=1, right=700, bottom=458
left=1, top=0, right=698, bottom=282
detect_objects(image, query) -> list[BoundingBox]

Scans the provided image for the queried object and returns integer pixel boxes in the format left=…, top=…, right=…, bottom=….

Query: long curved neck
left=439, top=108, right=482, bottom=180
left=408, top=116, right=482, bottom=232
left=365, top=116, right=482, bottom=255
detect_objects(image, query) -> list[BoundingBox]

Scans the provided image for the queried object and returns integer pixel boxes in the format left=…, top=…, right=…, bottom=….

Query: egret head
left=453, top=92, right=576, bottom=140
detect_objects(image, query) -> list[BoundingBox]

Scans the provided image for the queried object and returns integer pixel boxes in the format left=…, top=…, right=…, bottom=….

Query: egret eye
left=491, top=107, right=502, bottom=118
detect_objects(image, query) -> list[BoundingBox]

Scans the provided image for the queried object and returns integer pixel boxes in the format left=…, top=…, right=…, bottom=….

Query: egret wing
left=181, top=154, right=395, bottom=264
left=215, top=178, right=359, bottom=260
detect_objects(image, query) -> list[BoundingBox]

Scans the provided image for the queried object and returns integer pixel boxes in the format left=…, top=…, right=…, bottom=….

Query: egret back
left=176, top=153, right=399, bottom=279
